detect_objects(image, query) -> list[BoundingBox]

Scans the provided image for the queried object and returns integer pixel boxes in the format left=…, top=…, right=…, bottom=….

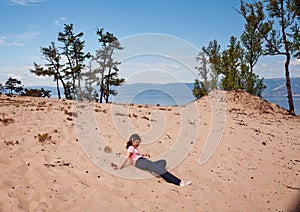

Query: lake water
left=112, top=91, right=300, bottom=115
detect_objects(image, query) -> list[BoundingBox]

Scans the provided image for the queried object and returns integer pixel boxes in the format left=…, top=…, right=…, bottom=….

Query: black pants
left=135, top=158, right=181, bottom=186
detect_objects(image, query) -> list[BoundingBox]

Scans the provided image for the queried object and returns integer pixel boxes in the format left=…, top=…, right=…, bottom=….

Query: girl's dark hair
left=126, top=141, right=132, bottom=149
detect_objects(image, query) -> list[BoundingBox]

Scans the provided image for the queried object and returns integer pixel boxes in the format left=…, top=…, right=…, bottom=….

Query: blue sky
left=0, top=0, right=299, bottom=86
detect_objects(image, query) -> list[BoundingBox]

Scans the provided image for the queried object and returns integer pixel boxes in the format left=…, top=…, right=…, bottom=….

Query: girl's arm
left=119, top=151, right=131, bottom=169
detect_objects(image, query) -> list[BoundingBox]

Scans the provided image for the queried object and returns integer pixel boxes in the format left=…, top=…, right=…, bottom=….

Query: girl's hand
left=142, top=153, right=151, bottom=158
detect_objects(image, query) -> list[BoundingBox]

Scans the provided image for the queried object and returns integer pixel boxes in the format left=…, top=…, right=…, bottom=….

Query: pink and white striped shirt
left=128, top=146, right=142, bottom=165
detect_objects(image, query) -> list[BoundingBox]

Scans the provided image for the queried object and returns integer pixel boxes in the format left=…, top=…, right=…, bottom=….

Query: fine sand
left=0, top=90, right=299, bottom=211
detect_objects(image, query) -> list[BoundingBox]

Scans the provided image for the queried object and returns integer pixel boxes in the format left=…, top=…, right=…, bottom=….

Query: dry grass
left=35, top=133, right=52, bottom=143
left=0, top=117, right=15, bottom=125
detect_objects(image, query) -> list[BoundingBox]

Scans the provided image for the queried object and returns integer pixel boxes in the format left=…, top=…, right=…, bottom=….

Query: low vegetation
left=35, top=133, right=52, bottom=143
left=0, top=117, right=15, bottom=125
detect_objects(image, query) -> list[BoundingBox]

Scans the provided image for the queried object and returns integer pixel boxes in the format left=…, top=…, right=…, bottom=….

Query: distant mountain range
left=26, top=77, right=300, bottom=99
left=262, top=77, right=300, bottom=97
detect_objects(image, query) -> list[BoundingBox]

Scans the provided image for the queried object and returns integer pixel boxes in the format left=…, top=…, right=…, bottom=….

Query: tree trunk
left=77, top=73, right=83, bottom=101
left=59, top=78, right=69, bottom=99
left=99, top=75, right=104, bottom=103
left=56, top=78, right=61, bottom=99
left=284, top=54, right=295, bottom=115
left=279, top=0, right=295, bottom=115
left=105, top=48, right=114, bottom=103
left=105, top=69, right=111, bottom=103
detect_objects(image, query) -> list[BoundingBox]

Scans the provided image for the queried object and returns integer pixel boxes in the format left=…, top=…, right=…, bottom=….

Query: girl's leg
left=154, top=159, right=167, bottom=169
left=160, top=172, right=181, bottom=186
left=135, top=158, right=181, bottom=186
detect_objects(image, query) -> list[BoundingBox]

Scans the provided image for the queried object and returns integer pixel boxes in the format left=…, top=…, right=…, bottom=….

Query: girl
left=118, top=134, right=191, bottom=187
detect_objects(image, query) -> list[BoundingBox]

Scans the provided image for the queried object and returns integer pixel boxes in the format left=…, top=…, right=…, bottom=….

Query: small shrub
left=111, top=162, right=117, bottom=169
left=142, top=116, right=149, bottom=120
left=35, top=133, right=52, bottom=143
left=64, top=110, right=72, bottom=116
left=0, top=117, right=15, bottom=125
left=104, top=145, right=112, bottom=153
left=72, top=112, right=78, bottom=117
left=21, top=88, right=51, bottom=98
left=64, top=110, right=78, bottom=117
left=4, top=140, right=19, bottom=146
left=38, top=101, right=47, bottom=107
left=78, top=104, right=86, bottom=109
left=115, top=112, right=127, bottom=116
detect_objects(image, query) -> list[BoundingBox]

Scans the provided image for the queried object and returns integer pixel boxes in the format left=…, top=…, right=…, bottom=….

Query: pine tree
left=240, top=0, right=299, bottom=114
left=58, top=24, right=90, bottom=100
left=198, top=37, right=266, bottom=97
left=81, top=62, right=99, bottom=101
left=30, top=42, right=67, bottom=99
left=238, top=1, right=265, bottom=94
left=93, top=28, right=124, bottom=103
left=5, top=77, right=23, bottom=95
left=219, top=36, right=245, bottom=90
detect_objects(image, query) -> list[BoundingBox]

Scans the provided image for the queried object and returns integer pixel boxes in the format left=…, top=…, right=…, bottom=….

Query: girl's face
left=132, top=140, right=140, bottom=148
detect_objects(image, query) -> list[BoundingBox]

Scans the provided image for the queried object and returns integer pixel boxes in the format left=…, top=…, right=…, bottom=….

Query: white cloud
left=0, top=65, right=55, bottom=86
left=7, top=73, right=24, bottom=81
left=0, top=35, right=23, bottom=46
left=0, top=66, right=27, bottom=84
left=0, top=36, right=7, bottom=46
left=291, top=59, right=300, bottom=66
left=259, top=63, right=267, bottom=67
left=8, top=0, right=45, bottom=6
left=54, top=17, right=67, bottom=26
left=254, top=56, right=300, bottom=79
left=0, top=31, right=41, bottom=47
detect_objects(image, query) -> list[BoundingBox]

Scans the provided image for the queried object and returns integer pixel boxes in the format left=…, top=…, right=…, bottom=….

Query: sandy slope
left=0, top=90, right=299, bottom=211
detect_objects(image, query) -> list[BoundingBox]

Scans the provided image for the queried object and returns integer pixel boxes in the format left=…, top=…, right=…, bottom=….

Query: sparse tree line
left=0, top=77, right=51, bottom=98
left=1, top=0, right=298, bottom=114
left=193, top=0, right=299, bottom=115
left=30, top=24, right=124, bottom=103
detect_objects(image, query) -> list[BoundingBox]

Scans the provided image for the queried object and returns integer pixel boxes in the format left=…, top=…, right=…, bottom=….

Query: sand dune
left=0, top=90, right=299, bottom=211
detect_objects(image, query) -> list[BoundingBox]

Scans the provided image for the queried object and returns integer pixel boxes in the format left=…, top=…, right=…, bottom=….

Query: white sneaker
left=180, top=181, right=192, bottom=187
